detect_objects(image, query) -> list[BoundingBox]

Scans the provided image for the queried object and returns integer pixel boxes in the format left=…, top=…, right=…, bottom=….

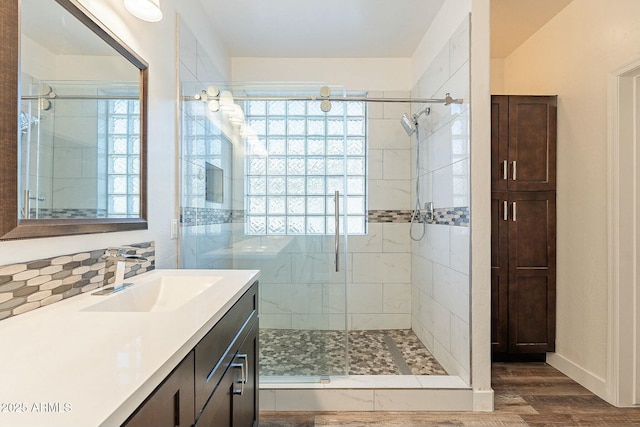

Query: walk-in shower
left=180, top=83, right=464, bottom=381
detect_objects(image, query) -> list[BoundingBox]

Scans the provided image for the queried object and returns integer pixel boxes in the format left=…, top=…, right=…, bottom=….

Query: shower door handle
left=334, top=190, right=339, bottom=272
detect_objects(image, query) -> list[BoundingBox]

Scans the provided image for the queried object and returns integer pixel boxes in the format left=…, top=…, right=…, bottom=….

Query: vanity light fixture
left=124, top=0, right=163, bottom=22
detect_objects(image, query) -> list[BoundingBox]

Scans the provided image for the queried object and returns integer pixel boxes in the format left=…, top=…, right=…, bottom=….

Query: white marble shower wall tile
left=431, top=300, right=452, bottom=351
left=348, top=223, right=383, bottom=253
left=291, top=252, right=352, bottom=285
left=432, top=165, right=454, bottom=208
left=368, top=118, right=411, bottom=150
left=322, top=283, right=346, bottom=314
left=450, top=314, right=470, bottom=375
left=382, top=223, right=410, bottom=253
left=259, top=314, right=292, bottom=329
left=432, top=338, right=470, bottom=384
left=432, top=263, right=470, bottom=323
left=352, top=253, right=411, bottom=284
left=450, top=15, right=470, bottom=75
left=382, top=91, right=411, bottom=119
left=452, top=158, right=470, bottom=207
left=232, top=254, right=292, bottom=284
left=291, top=314, right=333, bottom=330
left=368, top=149, right=384, bottom=180
left=450, top=222, right=470, bottom=274
left=383, top=149, right=411, bottom=180
left=427, top=124, right=452, bottom=173
left=418, top=45, right=450, bottom=101
left=382, top=283, right=411, bottom=314
left=411, top=253, right=433, bottom=296
left=350, top=313, right=411, bottom=330
left=260, top=282, right=324, bottom=315
left=418, top=224, right=450, bottom=267
left=368, top=179, right=410, bottom=210
left=347, top=283, right=383, bottom=314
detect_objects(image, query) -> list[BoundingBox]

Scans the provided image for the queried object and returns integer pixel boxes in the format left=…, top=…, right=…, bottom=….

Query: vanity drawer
left=194, top=281, right=257, bottom=411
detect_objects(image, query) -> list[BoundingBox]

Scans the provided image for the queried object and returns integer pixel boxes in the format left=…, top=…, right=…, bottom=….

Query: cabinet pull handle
left=231, top=362, right=245, bottom=395
left=512, top=161, right=517, bottom=181
left=173, top=391, right=180, bottom=427
left=512, top=202, right=517, bottom=222
left=236, top=354, right=248, bottom=384
left=502, top=160, right=508, bottom=180
left=503, top=201, right=508, bottom=221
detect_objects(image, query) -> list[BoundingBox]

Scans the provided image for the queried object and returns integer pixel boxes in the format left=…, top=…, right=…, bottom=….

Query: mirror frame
left=0, top=0, right=148, bottom=240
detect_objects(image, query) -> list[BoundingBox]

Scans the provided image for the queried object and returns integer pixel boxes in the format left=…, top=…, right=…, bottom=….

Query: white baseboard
left=546, top=352, right=608, bottom=402
left=473, top=389, right=494, bottom=411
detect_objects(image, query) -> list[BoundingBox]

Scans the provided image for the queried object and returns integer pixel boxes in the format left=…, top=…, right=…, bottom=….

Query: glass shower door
left=229, top=88, right=364, bottom=381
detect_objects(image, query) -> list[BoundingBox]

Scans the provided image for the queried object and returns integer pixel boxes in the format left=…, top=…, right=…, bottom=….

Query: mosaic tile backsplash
left=0, top=241, right=155, bottom=321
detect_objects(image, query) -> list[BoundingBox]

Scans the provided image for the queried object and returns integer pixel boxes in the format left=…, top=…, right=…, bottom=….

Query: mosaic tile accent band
left=181, top=207, right=470, bottom=227
left=0, top=241, right=155, bottom=321
left=433, top=206, right=470, bottom=227
left=368, top=207, right=469, bottom=226
left=29, top=208, right=109, bottom=219
left=181, top=207, right=233, bottom=226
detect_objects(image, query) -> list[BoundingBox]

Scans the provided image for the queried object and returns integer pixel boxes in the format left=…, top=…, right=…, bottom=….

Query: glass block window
left=244, top=98, right=367, bottom=235
left=105, top=99, right=140, bottom=217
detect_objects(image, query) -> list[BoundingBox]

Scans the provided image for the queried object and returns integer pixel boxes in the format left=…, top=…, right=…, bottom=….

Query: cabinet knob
left=502, top=160, right=508, bottom=180
left=512, top=161, right=517, bottom=181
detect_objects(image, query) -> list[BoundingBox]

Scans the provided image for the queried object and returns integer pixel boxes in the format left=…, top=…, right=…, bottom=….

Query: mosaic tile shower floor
left=259, top=329, right=447, bottom=377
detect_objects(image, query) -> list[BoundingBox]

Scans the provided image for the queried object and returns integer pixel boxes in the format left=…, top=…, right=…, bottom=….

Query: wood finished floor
left=259, top=363, right=640, bottom=426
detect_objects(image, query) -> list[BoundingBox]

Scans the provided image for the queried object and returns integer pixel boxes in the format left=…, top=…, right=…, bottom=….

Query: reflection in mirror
left=0, top=0, right=148, bottom=239
left=20, top=0, right=141, bottom=220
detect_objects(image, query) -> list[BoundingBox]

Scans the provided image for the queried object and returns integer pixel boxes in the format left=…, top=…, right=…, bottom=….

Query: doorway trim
left=607, top=58, right=640, bottom=407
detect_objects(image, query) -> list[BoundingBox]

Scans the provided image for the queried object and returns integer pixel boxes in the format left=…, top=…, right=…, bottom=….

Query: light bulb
left=124, top=0, right=163, bottom=22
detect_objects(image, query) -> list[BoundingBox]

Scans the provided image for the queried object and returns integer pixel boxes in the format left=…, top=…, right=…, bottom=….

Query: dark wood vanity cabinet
left=123, top=282, right=258, bottom=427
left=491, top=95, right=557, bottom=359
left=123, top=352, right=195, bottom=427
left=195, top=283, right=258, bottom=427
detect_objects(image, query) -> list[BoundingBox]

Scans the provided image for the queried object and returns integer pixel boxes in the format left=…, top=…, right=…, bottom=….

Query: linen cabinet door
left=507, top=191, right=556, bottom=353
left=491, top=192, right=509, bottom=353
left=507, top=96, right=557, bottom=191
left=491, top=95, right=509, bottom=192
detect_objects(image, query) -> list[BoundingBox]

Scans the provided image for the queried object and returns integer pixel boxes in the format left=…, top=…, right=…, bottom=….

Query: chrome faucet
left=93, top=247, right=148, bottom=295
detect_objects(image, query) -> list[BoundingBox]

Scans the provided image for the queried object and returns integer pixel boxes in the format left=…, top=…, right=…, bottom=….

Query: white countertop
left=0, top=269, right=260, bottom=427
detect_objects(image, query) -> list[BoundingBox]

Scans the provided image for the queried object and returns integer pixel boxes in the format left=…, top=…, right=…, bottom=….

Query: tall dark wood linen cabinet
left=491, top=95, right=557, bottom=360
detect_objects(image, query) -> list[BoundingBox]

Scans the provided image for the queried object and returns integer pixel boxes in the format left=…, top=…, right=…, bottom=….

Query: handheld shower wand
left=401, top=107, right=431, bottom=241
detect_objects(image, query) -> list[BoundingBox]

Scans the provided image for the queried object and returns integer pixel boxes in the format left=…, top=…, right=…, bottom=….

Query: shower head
left=400, top=113, right=416, bottom=136
left=400, top=107, right=430, bottom=136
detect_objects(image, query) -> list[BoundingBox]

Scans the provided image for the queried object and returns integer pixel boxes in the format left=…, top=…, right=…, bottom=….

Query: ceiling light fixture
left=124, top=0, right=163, bottom=22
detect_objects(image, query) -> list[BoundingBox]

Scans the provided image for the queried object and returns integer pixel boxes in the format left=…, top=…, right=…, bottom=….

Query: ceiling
left=198, top=0, right=445, bottom=58
left=491, top=0, right=573, bottom=58
left=199, top=0, right=573, bottom=60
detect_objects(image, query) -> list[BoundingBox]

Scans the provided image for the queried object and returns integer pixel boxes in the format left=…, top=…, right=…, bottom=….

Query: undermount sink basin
left=82, top=275, right=222, bottom=313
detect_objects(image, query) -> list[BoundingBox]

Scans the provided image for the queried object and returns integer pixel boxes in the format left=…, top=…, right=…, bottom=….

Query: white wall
left=0, top=0, right=230, bottom=268
left=496, top=0, right=640, bottom=399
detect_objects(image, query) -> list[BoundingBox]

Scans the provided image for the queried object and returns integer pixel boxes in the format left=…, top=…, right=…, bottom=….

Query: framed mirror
left=0, top=0, right=148, bottom=240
